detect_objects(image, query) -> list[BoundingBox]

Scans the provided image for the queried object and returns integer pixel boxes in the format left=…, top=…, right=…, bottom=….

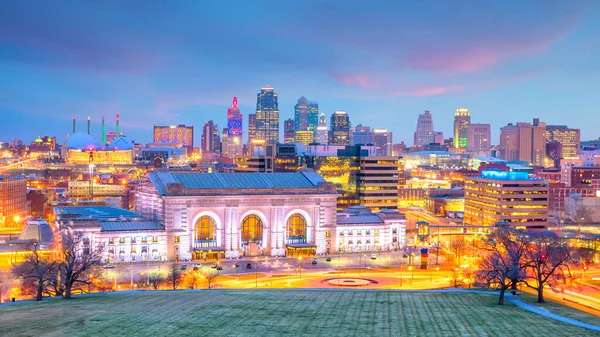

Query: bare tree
left=12, top=244, right=58, bottom=301
left=200, top=267, right=218, bottom=290
left=167, top=262, right=182, bottom=290
left=183, top=270, right=202, bottom=289
left=522, top=232, right=574, bottom=303
left=476, top=227, right=528, bottom=305
left=59, top=228, right=104, bottom=299
left=148, top=272, right=164, bottom=290
left=450, top=238, right=467, bottom=262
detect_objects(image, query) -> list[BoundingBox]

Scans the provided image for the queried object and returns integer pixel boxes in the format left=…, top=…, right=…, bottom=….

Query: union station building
left=135, top=170, right=339, bottom=260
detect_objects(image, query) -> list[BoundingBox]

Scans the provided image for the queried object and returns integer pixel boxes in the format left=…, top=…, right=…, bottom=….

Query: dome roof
left=66, top=132, right=99, bottom=150
left=109, top=136, right=133, bottom=150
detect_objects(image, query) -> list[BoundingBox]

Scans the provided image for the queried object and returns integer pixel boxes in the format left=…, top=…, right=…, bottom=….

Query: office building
left=284, top=118, right=295, bottom=144
left=467, top=123, right=491, bottom=155
left=453, top=108, right=470, bottom=149
left=315, top=113, right=328, bottom=145
left=201, top=121, right=220, bottom=153
left=153, top=125, right=194, bottom=155
left=0, top=175, right=29, bottom=231
left=248, top=113, right=257, bottom=146
left=414, top=111, right=435, bottom=147
left=295, top=131, right=314, bottom=145
left=294, top=96, right=319, bottom=134
left=464, top=170, right=548, bottom=229
left=227, top=96, right=243, bottom=137
left=499, top=118, right=546, bottom=166
left=335, top=207, right=406, bottom=252
left=372, top=129, right=392, bottom=156
left=357, top=157, right=402, bottom=210
left=255, top=86, right=280, bottom=144
left=545, top=125, right=580, bottom=159
left=352, top=125, right=373, bottom=146
left=329, top=111, right=351, bottom=146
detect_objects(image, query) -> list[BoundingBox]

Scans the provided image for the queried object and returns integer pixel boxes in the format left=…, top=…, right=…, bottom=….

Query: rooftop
left=100, top=221, right=164, bottom=232
left=478, top=170, right=541, bottom=181
left=55, top=206, right=139, bottom=221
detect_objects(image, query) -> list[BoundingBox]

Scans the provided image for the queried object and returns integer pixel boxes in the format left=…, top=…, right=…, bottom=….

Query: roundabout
left=326, top=278, right=372, bottom=287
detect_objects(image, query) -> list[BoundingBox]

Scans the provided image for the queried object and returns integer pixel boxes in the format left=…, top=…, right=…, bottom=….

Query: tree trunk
left=498, top=288, right=505, bottom=305
left=64, top=284, right=72, bottom=299
left=511, top=280, right=517, bottom=290
left=36, top=281, right=44, bottom=301
left=537, top=285, right=545, bottom=303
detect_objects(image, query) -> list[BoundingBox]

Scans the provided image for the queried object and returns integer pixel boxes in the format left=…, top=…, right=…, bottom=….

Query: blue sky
left=1, top=0, right=599, bottom=146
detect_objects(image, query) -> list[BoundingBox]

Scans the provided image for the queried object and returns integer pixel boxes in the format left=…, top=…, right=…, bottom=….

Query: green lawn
left=0, top=290, right=598, bottom=337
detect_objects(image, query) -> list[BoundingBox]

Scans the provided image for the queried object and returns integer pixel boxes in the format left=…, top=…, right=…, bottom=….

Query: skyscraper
left=294, top=96, right=309, bottom=132
left=201, top=120, right=218, bottom=153
left=248, top=113, right=256, bottom=145
left=413, top=111, right=435, bottom=147
left=225, top=97, right=243, bottom=158
left=255, top=86, right=279, bottom=144
left=499, top=118, right=546, bottom=166
left=329, top=111, right=351, bottom=146
left=284, top=118, right=295, bottom=144
left=352, top=124, right=372, bottom=146
left=315, top=113, right=328, bottom=145
left=153, top=125, right=194, bottom=154
left=373, top=129, right=393, bottom=156
left=466, top=123, right=491, bottom=155
left=453, top=107, right=470, bottom=149
left=544, top=125, right=580, bottom=158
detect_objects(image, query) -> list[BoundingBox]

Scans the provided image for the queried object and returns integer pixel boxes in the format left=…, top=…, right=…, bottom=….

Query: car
left=233, top=263, right=240, bottom=269
left=371, top=254, right=377, bottom=260
left=216, top=266, right=223, bottom=271
left=246, top=263, right=253, bottom=269
left=311, top=258, right=318, bottom=265
left=180, top=264, right=187, bottom=270
left=105, top=263, right=115, bottom=268
left=326, top=257, right=332, bottom=262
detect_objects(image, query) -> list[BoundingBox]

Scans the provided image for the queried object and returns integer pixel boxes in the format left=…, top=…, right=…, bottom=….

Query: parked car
left=105, top=263, right=115, bottom=269
left=180, top=264, right=187, bottom=270
left=312, top=258, right=318, bottom=265
left=233, top=263, right=240, bottom=269
left=246, top=263, right=253, bottom=269
left=326, top=257, right=332, bottom=262
left=371, top=254, right=377, bottom=260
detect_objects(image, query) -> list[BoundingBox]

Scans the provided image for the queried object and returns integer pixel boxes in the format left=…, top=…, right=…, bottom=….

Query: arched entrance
left=241, top=214, right=263, bottom=257
left=285, top=213, right=315, bottom=257
left=193, top=215, right=219, bottom=260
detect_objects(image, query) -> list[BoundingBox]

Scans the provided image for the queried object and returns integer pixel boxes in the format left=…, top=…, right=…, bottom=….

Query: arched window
left=287, top=214, right=307, bottom=244
left=241, top=215, right=263, bottom=243
left=194, top=216, right=217, bottom=245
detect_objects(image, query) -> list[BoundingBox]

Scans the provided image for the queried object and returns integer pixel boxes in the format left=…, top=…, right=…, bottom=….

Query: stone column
left=225, top=208, right=240, bottom=258
left=271, top=207, right=285, bottom=257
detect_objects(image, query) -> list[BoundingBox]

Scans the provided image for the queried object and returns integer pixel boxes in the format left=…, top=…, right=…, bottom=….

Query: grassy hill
left=0, top=290, right=598, bottom=336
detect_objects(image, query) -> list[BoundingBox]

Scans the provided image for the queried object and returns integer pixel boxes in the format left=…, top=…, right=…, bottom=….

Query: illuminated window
left=119, top=237, right=125, bottom=244
left=174, top=236, right=180, bottom=243
left=241, top=215, right=263, bottom=243
left=195, top=216, right=217, bottom=242
left=287, top=214, right=307, bottom=244
left=326, top=230, right=331, bottom=238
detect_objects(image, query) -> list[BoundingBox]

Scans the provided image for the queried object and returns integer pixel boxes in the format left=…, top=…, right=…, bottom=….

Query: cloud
left=331, top=73, right=376, bottom=89
left=390, top=85, right=463, bottom=97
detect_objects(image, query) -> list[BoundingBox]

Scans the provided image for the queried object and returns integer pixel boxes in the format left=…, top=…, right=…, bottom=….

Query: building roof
left=55, top=206, right=139, bottom=221
left=336, top=214, right=384, bottom=225
left=100, top=221, right=164, bottom=232
left=148, top=171, right=326, bottom=195
left=66, top=132, right=100, bottom=149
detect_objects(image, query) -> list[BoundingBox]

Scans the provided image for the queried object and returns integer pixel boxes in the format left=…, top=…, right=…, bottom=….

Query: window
left=174, top=236, right=180, bottom=243
left=241, top=215, right=263, bottom=243
left=366, top=230, right=371, bottom=236
left=286, top=214, right=307, bottom=244
left=374, top=230, right=380, bottom=236
left=131, top=237, right=136, bottom=244
left=195, top=216, right=217, bottom=242
left=119, top=237, right=125, bottom=244
left=142, top=246, right=148, bottom=253
left=141, top=236, right=147, bottom=243
left=152, top=236, right=158, bottom=243
left=325, top=230, right=331, bottom=238
left=392, top=228, right=398, bottom=234
left=108, top=238, right=114, bottom=244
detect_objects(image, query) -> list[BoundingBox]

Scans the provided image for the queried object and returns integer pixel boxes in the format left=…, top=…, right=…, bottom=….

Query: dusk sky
left=1, top=1, right=599, bottom=146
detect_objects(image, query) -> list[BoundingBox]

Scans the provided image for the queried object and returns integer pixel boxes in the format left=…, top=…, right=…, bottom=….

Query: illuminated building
left=0, top=175, right=29, bottom=231
left=372, top=129, right=392, bottom=156
left=294, top=96, right=319, bottom=134
left=403, top=151, right=468, bottom=168
left=414, top=111, right=435, bottom=147
left=227, top=96, right=243, bottom=137
left=499, top=118, right=546, bottom=166
left=335, top=207, right=406, bottom=252
left=434, top=131, right=444, bottom=145
left=153, top=125, right=194, bottom=155
left=136, top=171, right=337, bottom=259
left=29, top=136, right=57, bottom=152
left=357, top=157, right=401, bottom=210
left=453, top=108, right=470, bottom=149
left=315, top=113, right=328, bottom=145
left=561, top=166, right=600, bottom=188
left=464, top=170, right=549, bottom=229
left=545, top=125, right=580, bottom=159
left=221, top=128, right=243, bottom=159
left=352, top=124, right=372, bottom=146
left=234, top=144, right=303, bottom=172
left=105, top=131, right=123, bottom=145
left=201, top=120, right=219, bottom=153
left=284, top=118, right=295, bottom=144
left=467, top=123, right=491, bottom=156
left=67, top=181, right=126, bottom=199
left=329, top=111, right=351, bottom=146
left=255, top=86, right=280, bottom=144
left=295, top=130, right=314, bottom=145
left=546, top=141, right=563, bottom=167
left=248, top=113, right=257, bottom=146
left=54, top=206, right=167, bottom=263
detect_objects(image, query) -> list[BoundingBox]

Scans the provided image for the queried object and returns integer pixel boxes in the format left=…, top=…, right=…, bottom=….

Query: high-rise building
left=201, top=121, right=218, bottom=153
left=248, top=113, right=256, bottom=145
left=295, top=131, right=314, bottom=145
left=255, top=86, right=280, bottom=144
left=464, top=170, right=548, bottom=229
left=544, top=125, right=580, bottom=159
left=352, top=124, right=372, bottom=146
left=284, top=119, right=295, bottom=144
left=227, top=97, right=243, bottom=137
left=357, top=157, right=402, bottom=210
left=153, top=125, right=194, bottom=154
left=373, top=129, right=393, bottom=156
left=453, top=107, right=470, bottom=149
left=329, top=111, right=351, bottom=146
left=466, top=123, right=491, bottom=155
left=0, top=175, right=29, bottom=232
left=295, top=96, right=310, bottom=132
left=434, top=132, right=444, bottom=145
left=414, top=111, right=435, bottom=147
left=315, top=113, right=328, bottom=145
left=546, top=141, right=562, bottom=167
left=499, top=118, right=546, bottom=166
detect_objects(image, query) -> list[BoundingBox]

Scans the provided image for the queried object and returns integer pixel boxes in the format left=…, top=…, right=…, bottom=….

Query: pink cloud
left=390, top=85, right=463, bottom=97
left=332, top=73, right=376, bottom=89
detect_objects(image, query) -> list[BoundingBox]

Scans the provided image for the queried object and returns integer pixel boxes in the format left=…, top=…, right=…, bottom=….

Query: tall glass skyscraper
left=255, top=86, right=279, bottom=144
left=227, top=96, right=242, bottom=137
left=453, top=107, right=470, bottom=149
left=315, top=113, right=328, bottom=145
left=329, top=111, right=351, bottom=146
left=294, top=95, right=319, bottom=143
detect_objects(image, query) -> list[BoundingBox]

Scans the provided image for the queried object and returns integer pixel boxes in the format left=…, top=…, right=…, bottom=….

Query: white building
left=335, top=207, right=406, bottom=252
left=135, top=170, right=338, bottom=260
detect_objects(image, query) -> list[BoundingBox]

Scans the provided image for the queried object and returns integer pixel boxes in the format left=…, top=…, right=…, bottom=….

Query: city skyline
left=1, top=1, right=600, bottom=145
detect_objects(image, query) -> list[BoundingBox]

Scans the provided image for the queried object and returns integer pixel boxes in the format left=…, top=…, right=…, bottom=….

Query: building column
left=225, top=208, right=240, bottom=258
left=271, top=207, right=285, bottom=257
